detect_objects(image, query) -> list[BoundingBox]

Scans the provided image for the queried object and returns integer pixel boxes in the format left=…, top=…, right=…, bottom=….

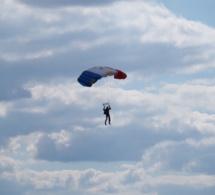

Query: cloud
left=1, top=154, right=215, bottom=195
left=1, top=131, right=215, bottom=195
left=18, top=0, right=122, bottom=8
left=1, top=0, right=215, bottom=102
left=1, top=0, right=215, bottom=194
left=141, top=138, right=215, bottom=174
left=34, top=127, right=159, bottom=162
left=1, top=77, right=215, bottom=159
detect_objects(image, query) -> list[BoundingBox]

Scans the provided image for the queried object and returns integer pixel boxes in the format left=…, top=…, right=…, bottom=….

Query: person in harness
left=103, top=103, right=111, bottom=125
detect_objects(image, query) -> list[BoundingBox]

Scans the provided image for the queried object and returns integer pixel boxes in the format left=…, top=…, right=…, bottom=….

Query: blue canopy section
left=77, top=71, right=102, bottom=87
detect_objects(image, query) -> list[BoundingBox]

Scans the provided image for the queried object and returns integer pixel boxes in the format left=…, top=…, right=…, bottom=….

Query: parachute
left=77, top=66, right=127, bottom=105
left=77, top=66, right=127, bottom=87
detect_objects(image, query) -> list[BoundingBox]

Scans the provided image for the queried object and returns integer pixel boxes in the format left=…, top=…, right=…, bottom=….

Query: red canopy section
left=114, top=70, right=127, bottom=79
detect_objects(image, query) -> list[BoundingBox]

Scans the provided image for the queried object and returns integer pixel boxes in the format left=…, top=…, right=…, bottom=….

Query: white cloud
left=49, top=130, right=72, bottom=148
left=23, top=76, right=215, bottom=135
left=1, top=0, right=215, bottom=194
left=1, top=128, right=215, bottom=194
left=1, top=160, right=215, bottom=195
left=1, top=0, right=215, bottom=71
left=141, top=136, right=215, bottom=174
left=0, top=102, right=11, bottom=117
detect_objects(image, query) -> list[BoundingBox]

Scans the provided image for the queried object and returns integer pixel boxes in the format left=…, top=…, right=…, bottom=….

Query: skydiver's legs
left=105, top=115, right=111, bottom=125
left=105, top=116, right=108, bottom=125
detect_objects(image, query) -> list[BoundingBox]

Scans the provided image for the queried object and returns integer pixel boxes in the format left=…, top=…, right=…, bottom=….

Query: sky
left=1, top=0, right=215, bottom=194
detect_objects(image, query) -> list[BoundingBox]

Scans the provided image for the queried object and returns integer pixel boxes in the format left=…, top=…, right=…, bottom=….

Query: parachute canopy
left=77, top=66, right=127, bottom=87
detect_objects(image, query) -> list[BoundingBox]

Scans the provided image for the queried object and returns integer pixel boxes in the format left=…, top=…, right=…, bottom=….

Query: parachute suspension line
left=104, top=75, right=110, bottom=104
left=93, top=78, right=109, bottom=106
left=107, top=76, right=114, bottom=104
left=94, top=89, right=104, bottom=105
left=92, top=85, right=103, bottom=105
left=105, top=75, right=111, bottom=105
left=103, top=75, right=112, bottom=105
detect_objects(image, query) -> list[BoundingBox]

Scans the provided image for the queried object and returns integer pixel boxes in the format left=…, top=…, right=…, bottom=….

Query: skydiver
left=103, top=103, right=111, bottom=125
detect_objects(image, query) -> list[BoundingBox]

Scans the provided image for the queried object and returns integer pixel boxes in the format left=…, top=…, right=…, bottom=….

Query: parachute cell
left=77, top=66, right=127, bottom=87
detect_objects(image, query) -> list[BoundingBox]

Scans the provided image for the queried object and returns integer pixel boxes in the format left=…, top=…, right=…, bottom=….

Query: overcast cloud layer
left=1, top=0, right=215, bottom=194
